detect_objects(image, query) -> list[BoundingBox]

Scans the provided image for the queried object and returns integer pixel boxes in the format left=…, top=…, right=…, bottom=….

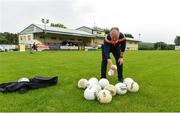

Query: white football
left=104, top=84, right=117, bottom=96
left=88, top=84, right=102, bottom=93
left=99, top=78, right=109, bottom=88
left=97, top=89, right=112, bottom=104
left=124, top=77, right=134, bottom=87
left=87, top=77, right=99, bottom=87
left=18, top=77, right=30, bottom=82
left=88, top=77, right=98, bottom=83
left=78, top=78, right=88, bottom=89
left=115, top=83, right=127, bottom=95
left=84, top=87, right=98, bottom=100
left=127, top=81, right=139, bottom=92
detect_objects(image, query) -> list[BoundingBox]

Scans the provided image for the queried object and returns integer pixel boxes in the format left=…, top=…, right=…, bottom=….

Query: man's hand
left=111, top=65, right=117, bottom=70
left=107, top=59, right=117, bottom=70
left=118, top=58, right=124, bottom=65
left=107, top=59, right=113, bottom=66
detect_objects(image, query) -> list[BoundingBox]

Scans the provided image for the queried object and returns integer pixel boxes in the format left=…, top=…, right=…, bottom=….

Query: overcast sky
left=0, top=0, right=180, bottom=44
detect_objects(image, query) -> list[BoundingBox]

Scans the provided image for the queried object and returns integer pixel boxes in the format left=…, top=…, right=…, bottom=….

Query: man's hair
left=110, top=27, right=119, bottom=32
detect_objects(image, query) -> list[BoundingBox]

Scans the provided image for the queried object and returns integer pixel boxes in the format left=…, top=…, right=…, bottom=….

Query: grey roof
left=76, top=26, right=104, bottom=32
left=21, top=24, right=96, bottom=37
left=126, top=38, right=140, bottom=42
left=35, top=24, right=140, bottom=41
left=20, top=24, right=140, bottom=42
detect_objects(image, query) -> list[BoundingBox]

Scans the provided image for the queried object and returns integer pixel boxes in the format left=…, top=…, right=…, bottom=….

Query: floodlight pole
left=138, top=33, right=141, bottom=41
left=42, top=18, right=49, bottom=44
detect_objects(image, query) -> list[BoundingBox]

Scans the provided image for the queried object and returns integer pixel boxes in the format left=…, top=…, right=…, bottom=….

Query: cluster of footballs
left=78, top=77, right=139, bottom=104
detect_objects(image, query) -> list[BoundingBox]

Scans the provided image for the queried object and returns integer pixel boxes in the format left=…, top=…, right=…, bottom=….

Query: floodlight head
left=46, top=19, right=49, bottom=24
left=42, top=19, right=45, bottom=23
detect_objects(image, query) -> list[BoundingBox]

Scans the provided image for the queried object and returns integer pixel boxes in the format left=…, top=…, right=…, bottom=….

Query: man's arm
left=118, top=33, right=126, bottom=65
left=120, top=33, right=126, bottom=54
left=120, top=52, right=124, bottom=58
left=103, top=42, right=113, bottom=66
left=120, top=33, right=126, bottom=55
left=107, top=59, right=113, bottom=66
left=103, top=42, right=110, bottom=59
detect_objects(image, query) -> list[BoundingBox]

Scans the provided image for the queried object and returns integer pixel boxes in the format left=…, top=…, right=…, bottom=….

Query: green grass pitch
left=0, top=50, right=180, bottom=112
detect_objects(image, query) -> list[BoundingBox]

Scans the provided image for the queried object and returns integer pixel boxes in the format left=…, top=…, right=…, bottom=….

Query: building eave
left=44, top=30, right=95, bottom=38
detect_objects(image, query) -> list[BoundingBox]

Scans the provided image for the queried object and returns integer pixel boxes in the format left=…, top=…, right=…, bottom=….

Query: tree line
left=139, top=36, right=180, bottom=50
left=139, top=42, right=175, bottom=50
left=0, top=32, right=18, bottom=44
left=1, top=22, right=180, bottom=51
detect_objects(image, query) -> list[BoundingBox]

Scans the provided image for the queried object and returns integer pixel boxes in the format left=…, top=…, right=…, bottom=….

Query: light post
left=41, top=18, right=49, bottom=44
left=138, top=33, right=141, bottom=41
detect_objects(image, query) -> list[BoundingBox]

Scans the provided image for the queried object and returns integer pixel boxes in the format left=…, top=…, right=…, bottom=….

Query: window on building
left=40, top=36, right=45, bottom=39
left=20, top=36, right=23, bottom=41
left=28, top=35, right=31, bottom=41
left=23, top=37, right=26, bottom=41
left=97, top=31, right=102, bottom=34
left=51, top=37, right=56, bottom=40
left=34, top=35, right=38, bottom=39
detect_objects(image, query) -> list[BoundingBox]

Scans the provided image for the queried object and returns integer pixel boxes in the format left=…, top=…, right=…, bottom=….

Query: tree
left=103, top=28, right=110, bottom=34
left=0, top=32, right=18, bottom=44
left=124, top=33, right=134, bottom=38
left=138, top=42, right=154, bottom=50
left=50, top=23, right=67, bottom=28
left=0, top=36, right=8, bottom=44
left=166, top=44, right=175, bottom=50
left=174, top=36, right=180, bottom=46
left=154, top=42, right=167, bottom=50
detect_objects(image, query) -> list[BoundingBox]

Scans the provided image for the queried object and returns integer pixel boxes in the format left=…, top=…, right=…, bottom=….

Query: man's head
left=110, top=27, right=120, bottom=41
